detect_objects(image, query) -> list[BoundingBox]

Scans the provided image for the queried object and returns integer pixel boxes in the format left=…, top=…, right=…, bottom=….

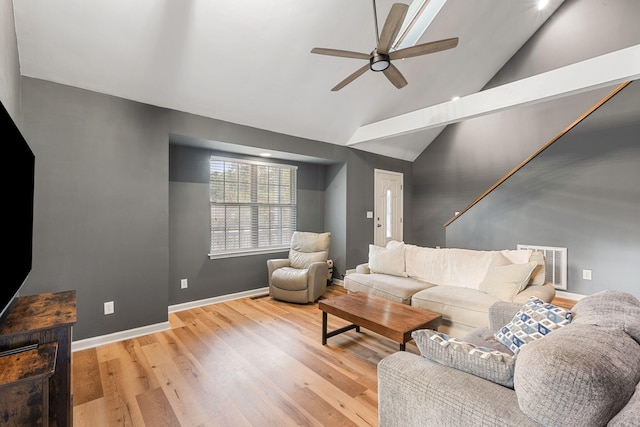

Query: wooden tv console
left=0, top=290, right=76, bottom=427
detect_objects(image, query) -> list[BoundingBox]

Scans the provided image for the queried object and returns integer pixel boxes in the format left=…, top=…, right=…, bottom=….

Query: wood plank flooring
left=72, top=286, right=420, bottom=426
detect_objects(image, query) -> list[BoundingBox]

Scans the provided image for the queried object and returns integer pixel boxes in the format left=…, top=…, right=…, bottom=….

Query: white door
left=374, top=169, right=403, bottom=246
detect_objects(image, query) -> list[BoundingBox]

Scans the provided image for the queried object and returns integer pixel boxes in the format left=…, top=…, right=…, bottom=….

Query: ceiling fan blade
left=331, top=64, right=370, bottom=91
left=377, top=3, right=409, bottom=54
left=311, top=48, right=370, bottom=60
left=389, top=37, right=459, bottom=60
left=382, top=63, right=408, bottom=89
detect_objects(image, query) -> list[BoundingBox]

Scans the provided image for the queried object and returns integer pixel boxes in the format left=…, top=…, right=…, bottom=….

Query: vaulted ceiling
left=13, top=0, right=570, bottom=161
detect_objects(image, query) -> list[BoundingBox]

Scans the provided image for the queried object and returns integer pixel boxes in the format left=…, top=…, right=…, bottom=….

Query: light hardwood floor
left=72, top=285, right=420, bottom=426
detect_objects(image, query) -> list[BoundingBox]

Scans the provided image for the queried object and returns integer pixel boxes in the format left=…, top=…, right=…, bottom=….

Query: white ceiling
left=12, top=0, right=566, bottom=161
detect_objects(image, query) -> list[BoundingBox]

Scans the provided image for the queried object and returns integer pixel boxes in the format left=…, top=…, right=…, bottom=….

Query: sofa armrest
left=266, top=258, right=290, bottom=286
left=355, top=263, right=371, bottom=274
left=512, top=282, right=556, bottom=304
left=307, top=261, right=329, bottom=302
left=378, top=352, right=537, bottom=427
left=488, top=302, right=522, bottom=332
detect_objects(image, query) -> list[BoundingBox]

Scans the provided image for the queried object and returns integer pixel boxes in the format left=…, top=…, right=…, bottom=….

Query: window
left=209, top=156, right=297, bottom=258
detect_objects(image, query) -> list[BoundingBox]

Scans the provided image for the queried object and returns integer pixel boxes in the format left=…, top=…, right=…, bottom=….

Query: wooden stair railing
left=444, top=81, right=632, bottom=227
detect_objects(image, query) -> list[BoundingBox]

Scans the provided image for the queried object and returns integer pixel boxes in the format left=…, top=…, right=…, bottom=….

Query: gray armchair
left=267, top=231, right=331, bottom=303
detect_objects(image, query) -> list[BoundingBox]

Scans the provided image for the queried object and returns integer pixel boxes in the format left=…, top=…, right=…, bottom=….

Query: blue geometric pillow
left=494, top=296, right=573, bottom=354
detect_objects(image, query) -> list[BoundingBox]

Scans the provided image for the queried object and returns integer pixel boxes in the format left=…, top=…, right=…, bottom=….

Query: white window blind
left=210, top=156, right=297, bottom=257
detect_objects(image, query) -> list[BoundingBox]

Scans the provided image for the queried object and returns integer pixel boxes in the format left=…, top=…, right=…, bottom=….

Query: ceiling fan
left=311, top=0, right=458, bottom=91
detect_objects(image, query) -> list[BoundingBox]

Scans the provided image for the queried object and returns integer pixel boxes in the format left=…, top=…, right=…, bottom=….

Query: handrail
left=444, top=81, right=632, bottom=227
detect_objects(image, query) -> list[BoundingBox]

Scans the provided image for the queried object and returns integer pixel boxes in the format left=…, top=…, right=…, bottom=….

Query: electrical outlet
left=104, top=301, right=114, bottom=315
left=583, top=269, right=592, bottom=280
left=181, top=278, right=188, bottom=289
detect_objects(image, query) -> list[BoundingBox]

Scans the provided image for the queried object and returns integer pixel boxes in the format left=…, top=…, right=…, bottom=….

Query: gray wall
left=412, top=0, right=640, bottom=248
left=325, top=163, right=347, bottom=278
left=345, top=149, right=413, bottom=267
left=168, top=144, right=330, bottom=305
left=447, top=81, right=640, bottom=298
left=0, top=0, right=21, bottom=121
left=16, top=75, right=410, bottom=340
left=21, top=79, right=170, bottom=340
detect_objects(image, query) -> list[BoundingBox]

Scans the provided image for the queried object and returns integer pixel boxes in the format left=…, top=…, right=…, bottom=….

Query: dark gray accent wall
left=412, top=0, right=640, bottom=249
left=0, top=0, right=21, bottom=121
left=345, top=149, right=413, bottom=268
left=21, top=78, right=170, bottom=340
left=324, top=163, right=347, bottom=278
left=447, top=81, right=640, bottom=298
left=18, top=76, right=410, bottom=340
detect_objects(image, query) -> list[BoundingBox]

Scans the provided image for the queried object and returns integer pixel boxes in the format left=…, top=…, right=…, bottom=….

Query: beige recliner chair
left=267, top=231, right=331, bottom=303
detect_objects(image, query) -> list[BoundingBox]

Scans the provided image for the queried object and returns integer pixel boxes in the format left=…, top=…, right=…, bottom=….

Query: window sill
left=209, top=247, right=289, bottom=260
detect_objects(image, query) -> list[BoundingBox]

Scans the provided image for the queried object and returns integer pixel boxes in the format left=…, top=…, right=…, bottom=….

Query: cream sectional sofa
left=344, top=241, right=556, bottom=337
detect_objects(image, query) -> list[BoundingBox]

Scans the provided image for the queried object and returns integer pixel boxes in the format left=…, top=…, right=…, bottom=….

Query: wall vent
left=517, top=244, right=567, bottom=290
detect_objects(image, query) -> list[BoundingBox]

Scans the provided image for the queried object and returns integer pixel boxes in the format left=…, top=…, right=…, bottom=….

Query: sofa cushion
left=527, top=251, right=546, bottom=285
left=413, top=329, right=517, bottom=388
left=514, top=323, right=640, bottom=427
left=289, top=251, right=327, bottom=269
left=479, top=255, right=537, bottom=301
left=405, top=246, right=499, bottom=289
left=289, top=231, right=330, bottom=269
left=412, top=286, right=500, bottom=329
left=368, top=241, right=407, bottom=277
left=495, top=296, right=572, bottom=354
left=572, top=289, right=640, bottom=344
left=344, top=273, right=434, bottom=305
left=271, top=267, right=308, bottom=291
left=491, top=249, right=545, bottom=286
left=463, top=328, right=513, bottom=354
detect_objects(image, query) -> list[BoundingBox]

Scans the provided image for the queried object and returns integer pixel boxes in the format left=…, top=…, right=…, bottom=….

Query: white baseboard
left=556, top=290, right=587, bottom=300
left=332, top=278, right=344, bottom=287
left=168, top=287, right=270, bottom=313
left=72, top=321, right=171, bottom=352
left=72, top=287, right=270, bottom=352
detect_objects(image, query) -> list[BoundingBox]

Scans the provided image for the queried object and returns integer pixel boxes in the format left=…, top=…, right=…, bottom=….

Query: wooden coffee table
left=319, top=292, right=442, bottom=351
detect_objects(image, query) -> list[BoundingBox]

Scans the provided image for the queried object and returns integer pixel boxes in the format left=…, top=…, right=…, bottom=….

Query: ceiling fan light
left=370, top=52, right=391, bottom=72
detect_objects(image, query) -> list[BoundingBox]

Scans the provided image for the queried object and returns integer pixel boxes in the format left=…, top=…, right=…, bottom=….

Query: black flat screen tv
left=0, top=100, right=35, bottom=320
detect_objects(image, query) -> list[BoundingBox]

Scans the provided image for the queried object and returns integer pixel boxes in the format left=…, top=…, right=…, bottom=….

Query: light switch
left=366, top=211, right=373, bottom=219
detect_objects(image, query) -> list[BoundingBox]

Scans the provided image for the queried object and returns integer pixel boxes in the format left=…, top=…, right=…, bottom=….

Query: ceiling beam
left=347, top=44, right=640, bottom=146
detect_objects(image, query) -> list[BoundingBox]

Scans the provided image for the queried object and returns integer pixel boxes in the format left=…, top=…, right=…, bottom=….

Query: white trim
left=374, top=169, right=404, bottom=246
left=168, top=287, right=269, bottom=313
left=348, top=44, right=640, bottom=145
left=210, top=155, right=297, bottom=170
left=209, top=247, right=288, bottom=260
left=71, top=287, right=271, bottom=352
left=72, top=321, right=171, bottom=352
left=555, top=290, right=586, bottom=300
left=332, top=278, right=344, bottom=287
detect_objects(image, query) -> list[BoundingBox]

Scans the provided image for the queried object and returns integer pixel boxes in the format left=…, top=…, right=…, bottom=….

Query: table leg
left=322, top=311, right=328, bottom=345
left=321, top=311, right=360, bottom=345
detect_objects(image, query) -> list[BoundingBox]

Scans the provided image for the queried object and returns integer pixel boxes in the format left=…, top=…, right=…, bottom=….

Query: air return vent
left=517, top=244, right=567, bottom=290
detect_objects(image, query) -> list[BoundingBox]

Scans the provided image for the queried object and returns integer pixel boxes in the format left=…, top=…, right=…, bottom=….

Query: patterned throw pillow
left=413, top=329, right=517, bottom=388
left=495, top=296, right=573, bottom=354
